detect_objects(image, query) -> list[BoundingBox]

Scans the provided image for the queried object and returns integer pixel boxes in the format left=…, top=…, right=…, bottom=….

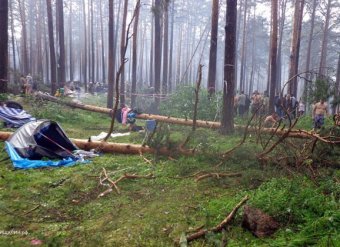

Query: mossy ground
left=0, top=95, right=338, bottom=246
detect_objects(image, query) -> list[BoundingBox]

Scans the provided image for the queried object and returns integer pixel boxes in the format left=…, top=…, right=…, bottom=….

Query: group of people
left=235, top=89, right=331, bottom=130
left=20, top=74, right=34, bottom=95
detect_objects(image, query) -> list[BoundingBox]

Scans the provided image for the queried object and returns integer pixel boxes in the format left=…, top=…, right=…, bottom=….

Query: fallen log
left=35, top=92, right=221, bottom=129
left=34, top=92, right=339, bottom=141
left=0, top=131, right=194, bottom=156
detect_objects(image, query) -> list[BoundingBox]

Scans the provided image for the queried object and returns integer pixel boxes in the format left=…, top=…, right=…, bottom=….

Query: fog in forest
left=3, top=0, right=340, bottom=102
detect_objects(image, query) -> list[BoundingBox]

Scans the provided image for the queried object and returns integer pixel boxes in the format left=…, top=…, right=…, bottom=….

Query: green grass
left=0, top=95, right=338, bottom=246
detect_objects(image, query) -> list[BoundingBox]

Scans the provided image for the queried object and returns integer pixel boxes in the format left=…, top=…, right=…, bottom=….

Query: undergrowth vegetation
left=0, top=93, right=338, bottom=246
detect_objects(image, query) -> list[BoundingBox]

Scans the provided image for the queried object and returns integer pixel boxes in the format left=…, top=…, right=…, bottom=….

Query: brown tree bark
left=207, top=0, right=219, bottom=96
left=131, top=0, right=141, bottom=108
left=333, top=53, right=340, bottom=114
left=90, top=0, right=95, bottom=83
left=221, top=0, right=237, bottom=134
left=18, top=0, right=29, bottom=75
left=46, top=0, right=57, bottom=94
left=99, top=0, right=106, bottom=84
left=162, top=0, right=169, bottom=95
left=57, top=0, right=66, bottom=85
left=0, top=0, right=8, bottom=93
left=107, top=0, right=115, bottom=108
left=276, top=0, right=287, bottom=92
left=119, top=0, right=129, bottom=105
left=82, top=0, right=88, bottom=92
left=303, top=0, right=317, bottom=104
left=318, top=0, right=332, bottom=76
left=9, top=0, right=17, bottom=78
left=239, top=0, right=248, bottom=93
left=168, top=0, right=175, bottom=93
left=69, top=0, right=74, bottom=81
left=287, top=0, right=305, bottom=96
left=154, top=0, right=162, bottom=107
left=269, top=0, right=278, bottom=113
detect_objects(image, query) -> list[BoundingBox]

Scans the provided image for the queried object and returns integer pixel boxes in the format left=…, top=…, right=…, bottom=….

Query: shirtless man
left=264, top=112, right=280, bottom=128
left=313, top=99, right=328, bottom=129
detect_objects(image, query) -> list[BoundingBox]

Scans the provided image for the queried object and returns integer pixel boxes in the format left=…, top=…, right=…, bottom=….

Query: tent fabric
left=5, top=142, right=78, bottom=169
left=8, top=119, right=78, bottom=159
left=0, top=106, right=35, bottom=127
left=5, top=119, right=86, bottom=169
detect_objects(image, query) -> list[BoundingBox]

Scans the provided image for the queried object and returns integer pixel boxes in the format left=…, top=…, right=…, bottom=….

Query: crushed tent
left=0, top=106, right=36, bottom=128
left=4, top=119, right=94, bottom=169
left=5, top=141, right=78, bottom=169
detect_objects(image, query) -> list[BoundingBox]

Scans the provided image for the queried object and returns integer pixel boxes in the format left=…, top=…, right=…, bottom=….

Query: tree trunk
left=287, top=0, right=305, bottom=96
left=168, top=0, right=175, bottom=93
left=82, top=0, right=88, bottom=92
left=207, top=0, right=219, bottom=96
left=149, top=10, right=154, bottom=87
left=46, top=0, right=57, bottom=94
left=333, top=53, right=340, bottom=114
left=154, top=0, right=162, bottom=107
left=57, top=0, right=66, bottom=85
left=303, top=0, right=317, bottom=105
left=0, top=0, right=8, bottom=93
left=107, top=0, right=115, bottom=108
left=131, top=0, right=141, bottom=108
left=18, top=0, right=29, bottom=75
left=239, top=0, right=248, bottom=93
left=119, top=0, right=129, bottom=105
left=162, top=0, right=169, bottom=95
left=35, top=91, right=331, bottom=140
left=90, top=0, right=95, bottom=83
left=69, top=0, right=73, bottom=81
left=318, top=0, right=331, bottom=76
left=276, top=0, right=287, bottom=92
left=221, top=0, right=237, bottom=134
left=269, top=0, right=278, bottom=113
left=10, top=0, right=16, bottom=79
left=100, top=0, right=106, bottom=84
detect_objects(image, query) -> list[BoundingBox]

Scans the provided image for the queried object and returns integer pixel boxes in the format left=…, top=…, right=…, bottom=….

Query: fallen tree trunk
left=35, top=92, right=221, bottom=129
left=33, top=92, right=340, bottom=142
left=0, top=131, right=194, bottom=156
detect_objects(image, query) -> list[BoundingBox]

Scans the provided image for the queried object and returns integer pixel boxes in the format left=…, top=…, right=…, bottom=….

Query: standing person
left=251, top=90, right=262, bottom=117
left=262, top=91, right=269, bottom=116
left=238, top=91, right=246, bottom=117
left=313, top=99, right=328, bottom=130
left=26, top=74, right=33, bottom=94
left=298, top=100, right=305, bottom=117
left=20, top=74, right=27, bottom=95
left=234, top=92, right=239, bottom=116
left=290, top=95, right=298, bottom=119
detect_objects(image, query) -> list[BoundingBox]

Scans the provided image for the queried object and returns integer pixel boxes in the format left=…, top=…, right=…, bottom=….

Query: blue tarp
left=5, top=141, right=79, bottom=169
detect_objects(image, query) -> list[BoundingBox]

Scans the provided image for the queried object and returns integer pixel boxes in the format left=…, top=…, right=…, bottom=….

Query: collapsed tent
left=5, top=120, right=83, bottom=169
left=0, top=105, right=35, bottom=127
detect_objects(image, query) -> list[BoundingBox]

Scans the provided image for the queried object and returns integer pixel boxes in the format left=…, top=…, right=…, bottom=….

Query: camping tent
left=5, top=120, right=80, bottom=169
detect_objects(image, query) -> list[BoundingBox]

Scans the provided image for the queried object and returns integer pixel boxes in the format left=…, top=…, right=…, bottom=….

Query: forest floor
left=0, top=94, right=339, bottom=246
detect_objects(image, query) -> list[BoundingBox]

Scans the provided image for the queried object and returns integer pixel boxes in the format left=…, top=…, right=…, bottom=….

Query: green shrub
left=159, top=86, right=222, bottom=121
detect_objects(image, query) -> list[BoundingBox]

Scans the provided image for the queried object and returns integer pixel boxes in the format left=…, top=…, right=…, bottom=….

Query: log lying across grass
left=0, top=131, right=194, bottom=156
left=35, top=92, right=221, bottom=129
left=34, top=92, right=339, bottom=142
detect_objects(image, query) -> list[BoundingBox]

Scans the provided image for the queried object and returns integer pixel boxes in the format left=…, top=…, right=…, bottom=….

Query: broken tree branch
left=175, top=195, right=249, bottom=244
left=98, top=171, right=155, bottom=197
left=195, top=172, right=242, bottom=182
